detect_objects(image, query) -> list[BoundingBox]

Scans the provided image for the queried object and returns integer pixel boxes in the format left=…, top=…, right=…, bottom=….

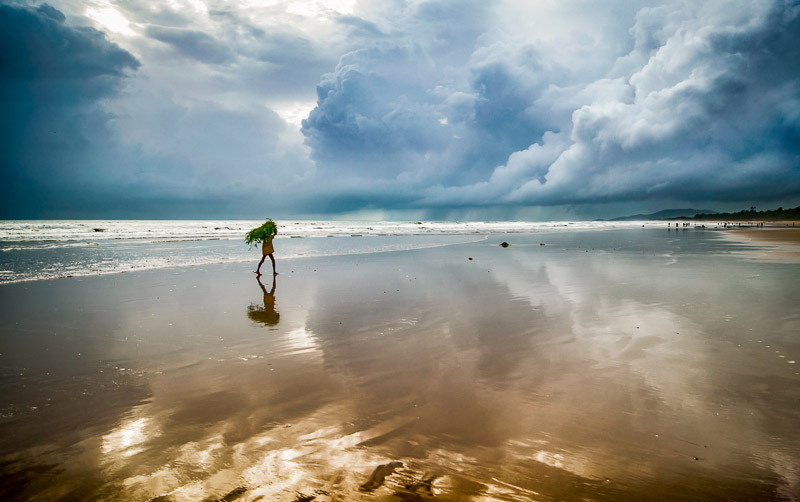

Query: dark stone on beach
left=93, top=228, right=106, bottom=232
left=500, top=242, right=509, bottom=247
left=539, top=243, right=545, bottom=246
left=359, top=461, right=404, bottom=492
left=468, top=257, right=473, bottom=260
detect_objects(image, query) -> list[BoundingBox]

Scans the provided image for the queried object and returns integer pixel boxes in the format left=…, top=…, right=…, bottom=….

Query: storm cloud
left=302, top=0, right=800, bottom=213
left=0, top=3, right=140, bottom=216
left=2, top=0, right=799, bottom=219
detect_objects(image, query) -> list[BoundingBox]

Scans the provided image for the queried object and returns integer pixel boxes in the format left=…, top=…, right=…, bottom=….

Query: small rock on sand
left=500, top=242, right=510, bottom=248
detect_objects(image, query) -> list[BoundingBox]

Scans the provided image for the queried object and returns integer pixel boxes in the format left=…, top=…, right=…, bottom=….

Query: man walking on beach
left=256, top=229, right=277, bottom=276
left=246, top=219, right=278, bottom=276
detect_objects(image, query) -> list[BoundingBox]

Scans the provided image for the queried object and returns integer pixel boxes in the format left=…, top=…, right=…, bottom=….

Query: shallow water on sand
left=1, top=229, right=799, bottom=501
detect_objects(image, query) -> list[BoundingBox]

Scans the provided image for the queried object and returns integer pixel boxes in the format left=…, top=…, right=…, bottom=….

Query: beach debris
left=359, top=461, right=404, bottom=492
left=468, top=257, right=473, bottom=260
left=500, top=242, right=510, bottom=248
left=539, top=243, right=545, bottom=246
left=93, top=228, right=106, bottom=232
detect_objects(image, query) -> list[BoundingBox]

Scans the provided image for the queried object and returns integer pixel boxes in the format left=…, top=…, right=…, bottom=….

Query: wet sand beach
left=1, top=229, right=799, bottom=501
left=720, top=226, right=800, bottom=263
left=728, top=227, right=800, bottom=244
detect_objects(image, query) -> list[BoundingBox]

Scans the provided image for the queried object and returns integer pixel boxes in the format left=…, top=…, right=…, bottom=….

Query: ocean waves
left=0, top=220, right=656, bottom=283
left=0, top=219, right=651, bottom=243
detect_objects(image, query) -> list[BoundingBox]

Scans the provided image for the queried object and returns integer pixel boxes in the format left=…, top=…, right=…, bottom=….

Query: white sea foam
left=0, top=219, right=662, bottom=243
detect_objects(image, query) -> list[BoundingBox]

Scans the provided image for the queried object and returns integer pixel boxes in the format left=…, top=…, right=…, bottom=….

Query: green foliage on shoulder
left=245, top=219, right=277, bottom=247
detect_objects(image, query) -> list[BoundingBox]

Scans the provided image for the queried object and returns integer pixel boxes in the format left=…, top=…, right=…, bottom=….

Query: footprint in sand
left=359, top=461, right=404, bottom=492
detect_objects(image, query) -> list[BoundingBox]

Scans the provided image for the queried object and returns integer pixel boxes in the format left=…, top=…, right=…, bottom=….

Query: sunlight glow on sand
left=101, top=417, right=158, bottom=458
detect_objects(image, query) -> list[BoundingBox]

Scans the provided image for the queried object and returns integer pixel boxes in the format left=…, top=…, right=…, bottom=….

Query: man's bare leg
left=255, top=254, right=267, bottom=275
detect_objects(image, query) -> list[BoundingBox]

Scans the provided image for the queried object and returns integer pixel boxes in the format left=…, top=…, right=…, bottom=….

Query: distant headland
left=606, top=205, right=799, bottom=222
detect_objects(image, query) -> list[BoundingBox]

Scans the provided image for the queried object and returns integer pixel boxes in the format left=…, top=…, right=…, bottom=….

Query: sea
left=0, top=220, right=664, bottom=283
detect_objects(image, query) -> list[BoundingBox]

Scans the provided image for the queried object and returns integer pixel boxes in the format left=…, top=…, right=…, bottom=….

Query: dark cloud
left=0, top=3, right=138, bottom=84
left=0, top=3, right=141, bottom=218
left=302, top=42, right=453, bottom=177
left=146, top=25, right=234, bottom=65
left=468, top=43, right=568, bottom=168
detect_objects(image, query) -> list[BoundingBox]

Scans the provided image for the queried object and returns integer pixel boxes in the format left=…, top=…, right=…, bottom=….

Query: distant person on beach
left=246, top=219, right=278, bottom=276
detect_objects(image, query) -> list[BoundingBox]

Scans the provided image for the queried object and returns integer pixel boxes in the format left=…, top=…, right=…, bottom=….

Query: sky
left=1, top=0, right=799, bottom=220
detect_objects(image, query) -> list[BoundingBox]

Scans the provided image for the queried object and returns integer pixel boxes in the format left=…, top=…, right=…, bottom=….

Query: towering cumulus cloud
left=0, top=3, right=140, bottom=217
left=302, top=0, right=800, bottom=214
left=490, top=1, right=800, bottom=207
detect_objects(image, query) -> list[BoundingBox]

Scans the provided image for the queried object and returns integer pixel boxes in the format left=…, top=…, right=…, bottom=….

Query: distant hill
left=606, top=208, right=717, bottom=221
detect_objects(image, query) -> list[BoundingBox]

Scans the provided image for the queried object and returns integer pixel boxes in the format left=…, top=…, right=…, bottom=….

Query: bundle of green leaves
left=245, top=219, right=277, bottom=247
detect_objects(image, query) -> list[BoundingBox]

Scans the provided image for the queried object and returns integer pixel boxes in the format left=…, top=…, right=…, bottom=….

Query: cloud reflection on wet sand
left=1, top=231, right=799, bottom=500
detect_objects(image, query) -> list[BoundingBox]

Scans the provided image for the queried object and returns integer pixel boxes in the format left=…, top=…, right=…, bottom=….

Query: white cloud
left=274, top=101, right=318, bottom=129
left=85, top=4, right=137, bottom=36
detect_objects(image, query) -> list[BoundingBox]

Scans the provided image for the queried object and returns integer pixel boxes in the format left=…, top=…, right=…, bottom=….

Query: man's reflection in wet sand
left=247, top=275, right=280, bottom=326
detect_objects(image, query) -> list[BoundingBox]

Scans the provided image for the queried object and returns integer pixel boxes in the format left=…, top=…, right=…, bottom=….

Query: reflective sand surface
left=1, top=229, right=799, bottom=501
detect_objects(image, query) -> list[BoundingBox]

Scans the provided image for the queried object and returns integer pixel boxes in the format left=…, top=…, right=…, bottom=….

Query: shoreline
left=0, top=233, right=489, bottom=286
